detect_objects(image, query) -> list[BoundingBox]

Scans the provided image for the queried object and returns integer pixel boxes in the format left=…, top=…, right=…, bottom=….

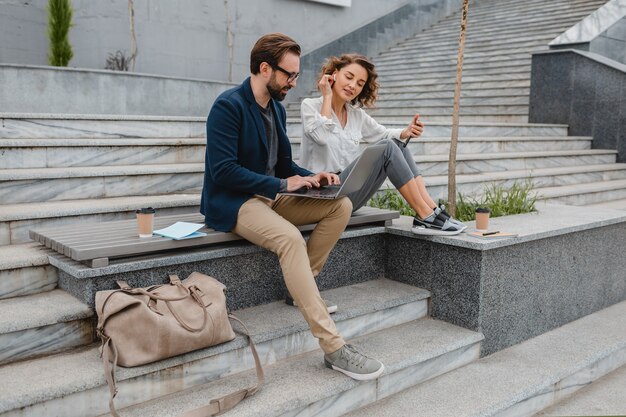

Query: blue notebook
left=153, top=222, right=207, bottom=240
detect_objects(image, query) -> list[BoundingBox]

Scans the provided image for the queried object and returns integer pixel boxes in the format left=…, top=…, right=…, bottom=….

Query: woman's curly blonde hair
left=319, top=54, right=378, bottom=108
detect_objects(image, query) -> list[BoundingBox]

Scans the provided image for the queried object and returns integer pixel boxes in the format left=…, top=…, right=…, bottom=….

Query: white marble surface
left=286, top=122, right=567, bottom=139
left=0, top=320, right=92, bottom=365
left=0, top=173, right=202, bottom=204
left=0, top=265, right=57, bottom=300
left=0, top=145, right=205, bottom=169
left=386, top=202, right=626, bottom=251
left=94, top=319, right=482, bottom=417
left=417, top=151, right=616, bottom=176
left=551, top=0, right=626, bottom=45
left=0, top=293, right=430, bottom=416
left=0, top=118, right=205, bottom=139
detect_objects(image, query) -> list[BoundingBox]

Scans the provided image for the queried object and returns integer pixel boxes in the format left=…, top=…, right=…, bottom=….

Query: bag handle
left=177, top=314, right=265, bottom=417
left=113, top=279, right=209, bottom=332
left=100, top=314, right=264, bottom=417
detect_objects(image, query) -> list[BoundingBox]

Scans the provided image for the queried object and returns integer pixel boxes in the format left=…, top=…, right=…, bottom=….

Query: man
left=200, top=33, right=384, bottom=381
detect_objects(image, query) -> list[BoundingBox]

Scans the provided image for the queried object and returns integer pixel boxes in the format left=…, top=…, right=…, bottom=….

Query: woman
left=300, top=54, right=466, bottom=235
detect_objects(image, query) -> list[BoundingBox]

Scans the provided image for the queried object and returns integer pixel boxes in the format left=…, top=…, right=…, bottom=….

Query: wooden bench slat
left=30, top=207, right=399, bottom=265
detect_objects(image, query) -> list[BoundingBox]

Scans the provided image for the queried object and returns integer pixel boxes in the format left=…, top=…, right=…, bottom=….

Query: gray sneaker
left=285, top=294, right=337, bottom=314
left=324, top=344, right=385, bottom=380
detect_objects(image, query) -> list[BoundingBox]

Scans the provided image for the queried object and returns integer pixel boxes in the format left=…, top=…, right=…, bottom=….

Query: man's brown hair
left=250, top=33, right=301, bottom=74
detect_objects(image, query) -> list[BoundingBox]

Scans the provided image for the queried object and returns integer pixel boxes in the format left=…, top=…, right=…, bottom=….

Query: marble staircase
left=0, top=1, right=624, bottom=415
left=0, top=279, right=485, bottom=417
left=285, top=0, right=626, bottom=212
left=285, top=0, right=607, bottom=123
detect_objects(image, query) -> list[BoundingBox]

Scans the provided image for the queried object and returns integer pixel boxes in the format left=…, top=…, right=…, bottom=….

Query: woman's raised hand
left=401, top=114, right=425, bottom=140
left=318, top=74, right=334, bottom=98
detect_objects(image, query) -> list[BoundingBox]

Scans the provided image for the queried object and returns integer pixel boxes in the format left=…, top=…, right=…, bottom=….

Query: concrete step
left=0, top=194, right=200, bottom=245
left=346, top=299, right=626, bottom=417
left=293, top=83, right=531, bottom=104
left=376, top=58, right=531, bottom=74
left=288, top=104, right=531, bottom=121
left=381, top=36, right=554, bottom=58
left=107, top=319, right=483, bottom=417
left=363, top=105, right=529, bottom=119
left=407, top=10, right=599, bottom=41
left=375, top=79, right=532, bottom=92
left=286, top=120, right=568, bottom=138
left=0, top=289, right=93, bottom=365
left=422, top=164, right=626, bottom=203
left=0, top=113, right=206, bottom=139
left=382, top=41, right=549, bottom=62
left=535, top=364, right=626, bottom=417
left=376, top=50, right=533, bottom=68
left=0, top=279, right=438, bottom=417
left=0, top=243, right=57, bottom=300
left=586, top=198, right=626, bottom=211
left=384, top=33, right=556, bottom=54
left=291, top=150, right=618, bottom=179
left=375, top=51, right=531, bottom=68
left=409, top=6, right=602, bottom=42
left=539, top=179, right=626, bottom=206
left=379, top=72, right=530, bottom=88
left=0, top=138, right=205, bottom=169
left=371, top=95, right=530, bottom=108
left=0, top=164, right=204, bottom=204
left=288, top=88, right=531, bottom=106
left=376, top=63, right=531, bottom=80
left=414, top=149, right=617, bottom=177
left=289, top=136, right=593, bottom=160
left=422, top=1, right=603, bottom=34
left=448, top=0, right=605, bottom=22
left=368, top=114, right=528, bottom=123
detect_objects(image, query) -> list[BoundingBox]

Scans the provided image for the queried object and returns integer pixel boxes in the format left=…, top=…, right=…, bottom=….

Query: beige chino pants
left=233, top=194, right=352, bottom=354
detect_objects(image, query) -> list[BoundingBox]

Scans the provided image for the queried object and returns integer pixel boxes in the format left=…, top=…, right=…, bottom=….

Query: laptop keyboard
left=292, top=185, right=341, bottom=198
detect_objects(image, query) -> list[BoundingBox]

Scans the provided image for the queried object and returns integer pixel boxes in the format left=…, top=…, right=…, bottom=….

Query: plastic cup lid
left=136, top=207, right=156, bottom=214
left=475, top=207, right=490, bottom=213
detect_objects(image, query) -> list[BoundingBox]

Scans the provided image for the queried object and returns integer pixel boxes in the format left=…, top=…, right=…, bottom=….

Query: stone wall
left=528, top=49, right=626, bottom=163
left=0, top=0, right=413, bottom=82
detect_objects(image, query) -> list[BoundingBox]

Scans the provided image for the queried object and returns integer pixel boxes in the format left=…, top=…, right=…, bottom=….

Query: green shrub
left=367, top=179, right=538, bottom=222
left=368, top=187, right=415, bottom=217
left=448, top=179, right=538, bottom=222
left=47, top=0, right=74, bottom=66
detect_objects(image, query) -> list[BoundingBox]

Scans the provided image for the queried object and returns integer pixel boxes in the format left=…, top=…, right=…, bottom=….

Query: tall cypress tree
left=47, top=0, right=74, bottom=66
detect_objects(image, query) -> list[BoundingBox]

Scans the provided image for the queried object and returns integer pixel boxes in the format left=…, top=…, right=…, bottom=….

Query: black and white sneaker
left=436, top=204, right=468, bottom=231
left=412, top=210, right=464, bottom=236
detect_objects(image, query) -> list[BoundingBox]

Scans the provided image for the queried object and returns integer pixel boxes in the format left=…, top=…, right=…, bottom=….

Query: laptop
left=282, top=143, right=386, bottom=199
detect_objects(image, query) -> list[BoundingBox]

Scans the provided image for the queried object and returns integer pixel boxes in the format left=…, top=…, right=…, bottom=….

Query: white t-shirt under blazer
left=299, top=96, right=403, bottom=173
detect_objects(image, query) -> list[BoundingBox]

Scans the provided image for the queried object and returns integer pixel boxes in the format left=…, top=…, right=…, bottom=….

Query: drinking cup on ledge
left=475, top=207, right=490, bottom=231
left=136, top=207, right=156, bottom=238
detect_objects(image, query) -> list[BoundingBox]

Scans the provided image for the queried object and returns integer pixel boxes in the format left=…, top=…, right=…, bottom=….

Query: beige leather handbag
left=96, top=272, right=264, bottom=417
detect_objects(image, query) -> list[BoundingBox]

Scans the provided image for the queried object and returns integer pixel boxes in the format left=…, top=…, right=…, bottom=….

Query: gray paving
left=345, top=300, right=626, bottom=417
left=0, top=289, right=92, bottom=333
left=535, top=364, right=626, bottom=417
left=0, top=279, right=430, bottom=414
left=102, top=319, right=483, bottom=417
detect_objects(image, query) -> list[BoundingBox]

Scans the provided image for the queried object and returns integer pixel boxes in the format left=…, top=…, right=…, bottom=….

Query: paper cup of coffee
left=136, top=207, right=155, bottom=238
left=475, top=207, right=490, bottom=231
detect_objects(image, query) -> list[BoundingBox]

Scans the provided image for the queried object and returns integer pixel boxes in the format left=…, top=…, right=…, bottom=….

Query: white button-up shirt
left=299, top=96, right=403, bottom=173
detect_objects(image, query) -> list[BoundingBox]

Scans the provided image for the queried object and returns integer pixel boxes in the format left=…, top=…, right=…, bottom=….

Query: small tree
left=447, top=0, right=470, bottom=216
left=127, top=0, right=138, bottom=71
left=47, top=0, right=74, bottom=66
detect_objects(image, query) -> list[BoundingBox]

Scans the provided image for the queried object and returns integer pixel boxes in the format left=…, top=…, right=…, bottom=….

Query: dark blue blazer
left=200, top=77, right=313, bottom=232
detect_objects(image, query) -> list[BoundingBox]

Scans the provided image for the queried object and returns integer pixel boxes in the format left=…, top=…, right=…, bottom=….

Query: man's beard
left=267, top=73, right=289, bottom=101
